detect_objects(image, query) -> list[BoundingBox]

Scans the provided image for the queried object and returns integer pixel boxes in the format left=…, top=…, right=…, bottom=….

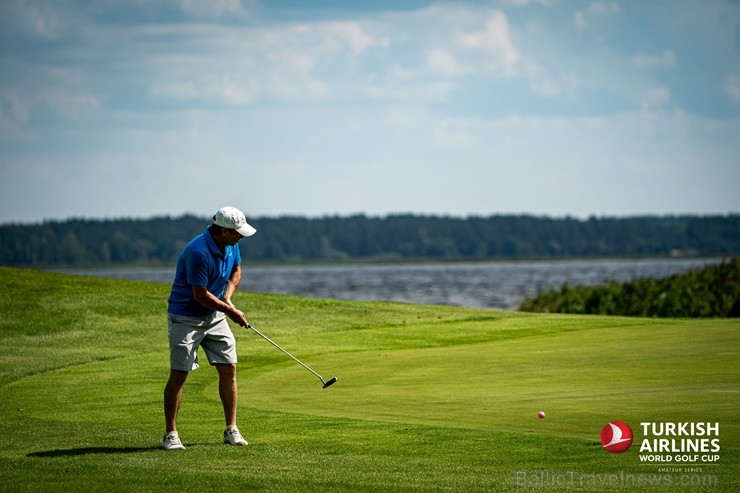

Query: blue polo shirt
left=167, top=228, right=242, bottom=316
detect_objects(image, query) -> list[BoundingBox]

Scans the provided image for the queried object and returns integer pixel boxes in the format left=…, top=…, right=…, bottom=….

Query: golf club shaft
left=246, top=324, right=324, bottom=382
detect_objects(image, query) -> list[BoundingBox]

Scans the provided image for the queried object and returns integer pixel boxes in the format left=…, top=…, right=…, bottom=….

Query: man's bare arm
left=191, top=281, right=248, bottom=327
left=222, top=264, right=242, bottom=308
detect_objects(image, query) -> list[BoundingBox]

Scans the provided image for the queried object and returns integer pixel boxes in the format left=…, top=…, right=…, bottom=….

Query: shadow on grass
left=28, top=446, right=161, bottom=458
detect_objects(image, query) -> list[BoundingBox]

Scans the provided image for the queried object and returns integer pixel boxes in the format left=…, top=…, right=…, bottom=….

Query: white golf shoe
left=223, top=427, right=248, bottom=446
left=162, top=431, right=186, bottom=451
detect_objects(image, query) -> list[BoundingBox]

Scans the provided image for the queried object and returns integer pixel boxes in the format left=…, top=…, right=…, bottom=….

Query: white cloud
left=432, top=119, right=478, bottom=150
left=498, top=0, right=553, bottom=6
left=149, top=82, right=199, bottom=101
left=632, top=50, right=677, bottom=70
left=42, top=88, right=101, bottom=119
left=529, top=73, right=580, bottom=97
left=574, top=1, right=621, bottom=29
left=139, top=26, right=342, bottom=105
left=209, top=76, right=257, bottom=104
left=640, top=86, right=671, bottom=110
left=426, top=49, right=466, bottom=77
left=5, top=3, right=530, bottom=114
left=0, top=64, right=101, bottom=124
left=458, top=11, right=520, bottom=66
left=138, top=19, right=389, bottom=106
left=724, top=75, right=740, bottom=104
left=177, top=0, right=255, bottom=19
left=321, top=21, right=391, bottom=54
left=1, top=88, right=30, bottom=123
left=367, top=80, right=458, bottom=104
left=1, top=0, right=71, bottom=39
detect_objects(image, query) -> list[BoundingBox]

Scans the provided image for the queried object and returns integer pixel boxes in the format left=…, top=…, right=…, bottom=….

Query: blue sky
left=1, top=0, right=739, bottom=223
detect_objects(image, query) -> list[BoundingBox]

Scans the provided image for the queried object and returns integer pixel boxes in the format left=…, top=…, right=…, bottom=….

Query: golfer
left=162, top=206, right=256, bottom=451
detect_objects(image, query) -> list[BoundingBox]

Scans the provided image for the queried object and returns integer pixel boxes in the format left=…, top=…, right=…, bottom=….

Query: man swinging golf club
left=162, top=206, right=256, bottom=451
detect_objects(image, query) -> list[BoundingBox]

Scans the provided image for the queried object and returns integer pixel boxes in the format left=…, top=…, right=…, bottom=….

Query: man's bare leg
left=216, top=363, right=238, bottom=426
left=164, top=369, right=188, bottom=433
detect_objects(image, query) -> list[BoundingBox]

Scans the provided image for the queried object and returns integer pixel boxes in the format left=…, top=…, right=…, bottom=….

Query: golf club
left=245, top=323, right=338, bottom=389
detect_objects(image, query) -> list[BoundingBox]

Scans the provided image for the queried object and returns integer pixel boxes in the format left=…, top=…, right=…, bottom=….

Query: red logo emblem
left=601, top=421, right=633, bottom=453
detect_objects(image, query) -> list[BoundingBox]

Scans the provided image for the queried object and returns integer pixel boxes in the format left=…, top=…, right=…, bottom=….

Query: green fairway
left=0, top=266, right=737, bottom=492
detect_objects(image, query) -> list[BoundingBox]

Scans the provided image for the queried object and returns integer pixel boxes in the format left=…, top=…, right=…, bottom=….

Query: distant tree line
left=519, top=257, right=740, bottom=317
left=0, top=213, right=738, bottom=267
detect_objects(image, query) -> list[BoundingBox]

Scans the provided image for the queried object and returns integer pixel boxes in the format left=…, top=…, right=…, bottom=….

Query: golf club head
left=322, top=376, right=338, bottom=389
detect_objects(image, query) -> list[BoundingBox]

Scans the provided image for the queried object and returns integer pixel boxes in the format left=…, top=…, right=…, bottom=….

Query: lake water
left=57, top=257, right=723, bottom=310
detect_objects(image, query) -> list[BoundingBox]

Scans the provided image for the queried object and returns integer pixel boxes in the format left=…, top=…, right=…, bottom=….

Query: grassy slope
left=0, top=266, right=737, bottom=492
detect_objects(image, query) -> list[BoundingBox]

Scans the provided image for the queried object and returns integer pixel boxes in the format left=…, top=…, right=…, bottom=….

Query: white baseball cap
left=212, top=206, right=257, bottom=237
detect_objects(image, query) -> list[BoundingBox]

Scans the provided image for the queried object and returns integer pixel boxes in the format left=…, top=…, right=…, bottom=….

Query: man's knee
left=215, top=363, right=237, bottom=379
left=167, top=369, right=189, bottom=387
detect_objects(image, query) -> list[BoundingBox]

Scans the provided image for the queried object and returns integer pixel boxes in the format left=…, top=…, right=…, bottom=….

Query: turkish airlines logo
left=601, top=421, right=633, bottom=453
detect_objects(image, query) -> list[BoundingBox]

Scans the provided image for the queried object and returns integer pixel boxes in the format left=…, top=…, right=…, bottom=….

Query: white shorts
left=167, top=312, right=237, bottom=371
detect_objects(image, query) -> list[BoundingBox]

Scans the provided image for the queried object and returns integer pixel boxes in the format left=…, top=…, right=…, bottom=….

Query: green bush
left=520, top=257, right=740, bottom=317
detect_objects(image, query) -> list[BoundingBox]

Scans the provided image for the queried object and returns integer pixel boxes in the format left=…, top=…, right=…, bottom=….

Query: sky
left=1, top=0, right=739, bottom=224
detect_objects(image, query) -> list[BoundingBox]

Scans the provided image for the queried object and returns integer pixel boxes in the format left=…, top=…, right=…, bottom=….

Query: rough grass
left=0, top=266, right=737, bottom=492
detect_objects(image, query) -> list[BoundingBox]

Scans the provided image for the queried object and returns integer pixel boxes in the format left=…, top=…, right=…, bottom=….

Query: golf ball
left=538, top=411, right=545, bottom=419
